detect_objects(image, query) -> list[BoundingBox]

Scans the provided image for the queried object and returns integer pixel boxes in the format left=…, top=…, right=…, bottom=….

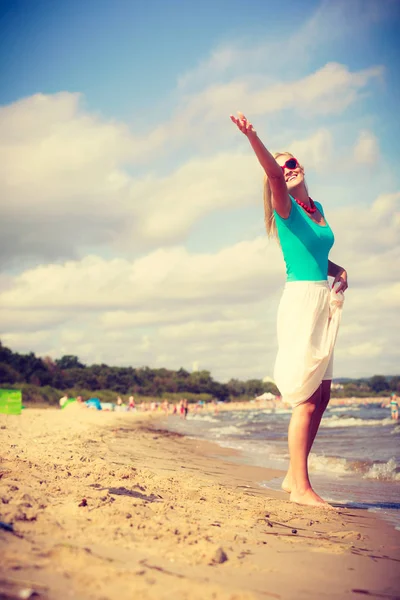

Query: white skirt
left=273, top=280, right=344, bottom=407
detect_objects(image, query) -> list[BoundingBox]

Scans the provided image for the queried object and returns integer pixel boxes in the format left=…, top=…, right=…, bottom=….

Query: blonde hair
left=263, top=151, right=298, bottom=240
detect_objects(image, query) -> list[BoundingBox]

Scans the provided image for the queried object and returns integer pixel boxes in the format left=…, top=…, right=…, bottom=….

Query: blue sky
left=0, top=0, right=399, bottom=381
left=2, top=0, right=399, bottom=122
left=1, top=0, right=323, bottom=109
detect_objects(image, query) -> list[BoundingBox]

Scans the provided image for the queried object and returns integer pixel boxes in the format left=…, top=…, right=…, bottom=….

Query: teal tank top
left=274, top=196, right=334, bottom=282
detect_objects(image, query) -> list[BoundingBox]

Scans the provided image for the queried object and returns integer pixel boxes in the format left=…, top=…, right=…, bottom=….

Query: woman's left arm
left=328, top=260, right=348, bottom=293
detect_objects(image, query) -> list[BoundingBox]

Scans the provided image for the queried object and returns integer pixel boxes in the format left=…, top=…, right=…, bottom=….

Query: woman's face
left=276, top=155, right=304, bottom=191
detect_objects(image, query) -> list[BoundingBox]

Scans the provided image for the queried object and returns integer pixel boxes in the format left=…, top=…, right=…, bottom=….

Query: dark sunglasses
left=280, top=158, right=299, bottom=171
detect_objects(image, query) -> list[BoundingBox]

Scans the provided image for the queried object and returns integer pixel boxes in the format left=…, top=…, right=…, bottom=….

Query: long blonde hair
left=263, top=151, right=298, bottom=240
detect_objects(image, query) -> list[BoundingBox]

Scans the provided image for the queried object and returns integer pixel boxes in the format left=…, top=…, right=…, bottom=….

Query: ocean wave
left=216, top=438, right=286, bottom=459
left=321, top=416, right=393, bottom=428
left=187, top=414, right=218, bottom=423
left=209, top=425, right=244, bottom=437
left=261, top=409, right=292, bottom=415
left=309, top=454, right=400, bottom=482
left=328, top=406, right=360, bottom=413
left=308, top=454, right=350, bottom=475
left=363, top=458, right=400, bottom=481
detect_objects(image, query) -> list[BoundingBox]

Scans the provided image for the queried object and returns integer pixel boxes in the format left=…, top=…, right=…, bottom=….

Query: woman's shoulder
left=273, top=195, right=296, bottom=222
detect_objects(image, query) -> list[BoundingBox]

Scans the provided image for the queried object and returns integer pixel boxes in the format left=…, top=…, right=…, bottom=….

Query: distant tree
left=2, top=338, right=398, bottom=403
left=55, top=355, right=85, bottom=370
left=177, top=368, right=190, bottom=378
left=209, top=381, right=230, bottom=402
left=164, top=377, right=178, bottom=393
left=0, top=342, right=14, bottom=366
left=389, top=376, right=400, bottom=393
left=0, top=362, right=21, bottom=384
left=369, top=375, right=389, bottom=393
left=342, top=382, right=360, bottom=395
left=226, top=378, right=246, bottom=397
left=42, top=356, right=57, bottom=372
left=29, top=369, right=53, bottom=386
left=245, top=379, right=265, bottom=397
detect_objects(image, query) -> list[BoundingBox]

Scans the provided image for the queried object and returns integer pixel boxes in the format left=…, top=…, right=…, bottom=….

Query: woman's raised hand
left=230, top=112, right=256, bottom=137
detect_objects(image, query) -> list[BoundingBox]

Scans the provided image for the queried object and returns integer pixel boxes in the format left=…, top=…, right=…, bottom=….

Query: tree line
left=0, top=341, right=398, bottom=402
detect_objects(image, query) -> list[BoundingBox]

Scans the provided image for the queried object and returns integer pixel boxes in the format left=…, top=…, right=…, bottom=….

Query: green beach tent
left=0, top=389, right=22, bottom=415
left=60, top=398, right=77, bottom=409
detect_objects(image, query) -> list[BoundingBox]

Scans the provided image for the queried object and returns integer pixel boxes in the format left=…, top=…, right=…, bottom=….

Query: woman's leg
left=283, top=385, right=333, bottom=507
left=287, top=387, right=322, bottom=506
left=308, top=379, right=331, bottom=444
left=282, top=380, right=331, bottom=493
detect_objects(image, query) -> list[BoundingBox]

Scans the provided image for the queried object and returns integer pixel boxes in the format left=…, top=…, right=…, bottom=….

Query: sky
left=0, top=0, right=399, bottom=383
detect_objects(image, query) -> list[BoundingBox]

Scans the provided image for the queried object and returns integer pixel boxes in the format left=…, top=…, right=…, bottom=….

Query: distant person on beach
left=231, top=112, right=348, bottom=508
left=211, top=399, right=219, bottom=415
left=128, top=396, right=135, bottom=411
left=59, top=395, right=68, bottom=408
left=183, top=398, right=189, bottom=419
left=178, top=399, right=189, bottom=419
left=390, top=394, right=399, bottom=421
left=178, top=399, right=184, bottom=418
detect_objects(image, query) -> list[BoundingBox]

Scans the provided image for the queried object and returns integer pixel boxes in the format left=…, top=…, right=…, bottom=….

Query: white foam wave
left=187, top=414, right=218, bottom=423
left=308, top=454, right=400, bottom=482
left=209, top=425, right=243, bottom=436
left=216, top=439, right=286, bottom=461
left=308, top=454, right=351, bottom=475
left=363, top=458, right=400, bottom=481
left=328, top=406, right=361, bottom=413
left=321, top=416, right=393, bottom=428
left=261, top=409, right=292, bottom=415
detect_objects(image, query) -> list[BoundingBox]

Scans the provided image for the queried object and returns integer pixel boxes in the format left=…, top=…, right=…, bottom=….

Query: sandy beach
left=1, top=408, right=399, bottom=600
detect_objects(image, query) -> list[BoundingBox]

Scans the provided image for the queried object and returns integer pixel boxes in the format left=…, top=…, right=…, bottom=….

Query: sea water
left=164, top=403, right=400, bottom=529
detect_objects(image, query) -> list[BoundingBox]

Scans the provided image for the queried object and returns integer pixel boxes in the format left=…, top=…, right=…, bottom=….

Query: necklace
left=294, top=196, right=317, bottom=214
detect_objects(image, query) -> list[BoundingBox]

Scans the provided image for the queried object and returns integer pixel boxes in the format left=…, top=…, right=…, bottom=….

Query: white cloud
left=0, top=90, right=263, bottom=265
left=2, top=330, right=54, bottom=350
left=250, top=63, right=382, bottom=117
left=288, top=129, right=334, bottom=170
left=177, top=0, right=390, bottom=93
left=0, top=68, right=385, bottom=269
left=338, top=341, right=383, bottom=359
left=169, top=63, right=383, bottom=149
left=0, top=239, right=283, bottom=311
left=376, top=282, right=400, bottom=308
left=1, top=187, right=399, bottom=380
left=353, top=130, right=380, bottom=164
left=0, top=309, right=69, bottom=333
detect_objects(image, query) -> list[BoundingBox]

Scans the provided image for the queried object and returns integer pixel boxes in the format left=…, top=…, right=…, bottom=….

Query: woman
left=231, top=112, right=348, bottom=508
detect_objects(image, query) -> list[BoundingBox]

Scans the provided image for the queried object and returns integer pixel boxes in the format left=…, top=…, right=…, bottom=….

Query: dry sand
left=0, top=408, right=399, bottom=600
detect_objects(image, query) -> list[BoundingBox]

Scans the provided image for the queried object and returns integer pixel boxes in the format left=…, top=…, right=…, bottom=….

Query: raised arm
left=230, top=112, right=291, bottom=218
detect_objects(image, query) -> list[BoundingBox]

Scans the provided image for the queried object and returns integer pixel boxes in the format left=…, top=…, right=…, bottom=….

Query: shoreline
left=1, top=409, right=399, bottom=599
left=21, top=395, right=391, bottom=413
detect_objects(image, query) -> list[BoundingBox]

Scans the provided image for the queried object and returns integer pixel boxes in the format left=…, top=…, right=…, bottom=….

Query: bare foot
left=281, top=474, right=292, bottom=494
left=290, top=487, right=337, bottom=510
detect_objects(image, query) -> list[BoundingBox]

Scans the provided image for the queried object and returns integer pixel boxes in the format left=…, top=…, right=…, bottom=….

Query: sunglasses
left=280, top=158, right=299, bottom=171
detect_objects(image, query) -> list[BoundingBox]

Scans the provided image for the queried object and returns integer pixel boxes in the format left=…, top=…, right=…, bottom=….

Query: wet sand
left=0, top=408, right=399, bottom=600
